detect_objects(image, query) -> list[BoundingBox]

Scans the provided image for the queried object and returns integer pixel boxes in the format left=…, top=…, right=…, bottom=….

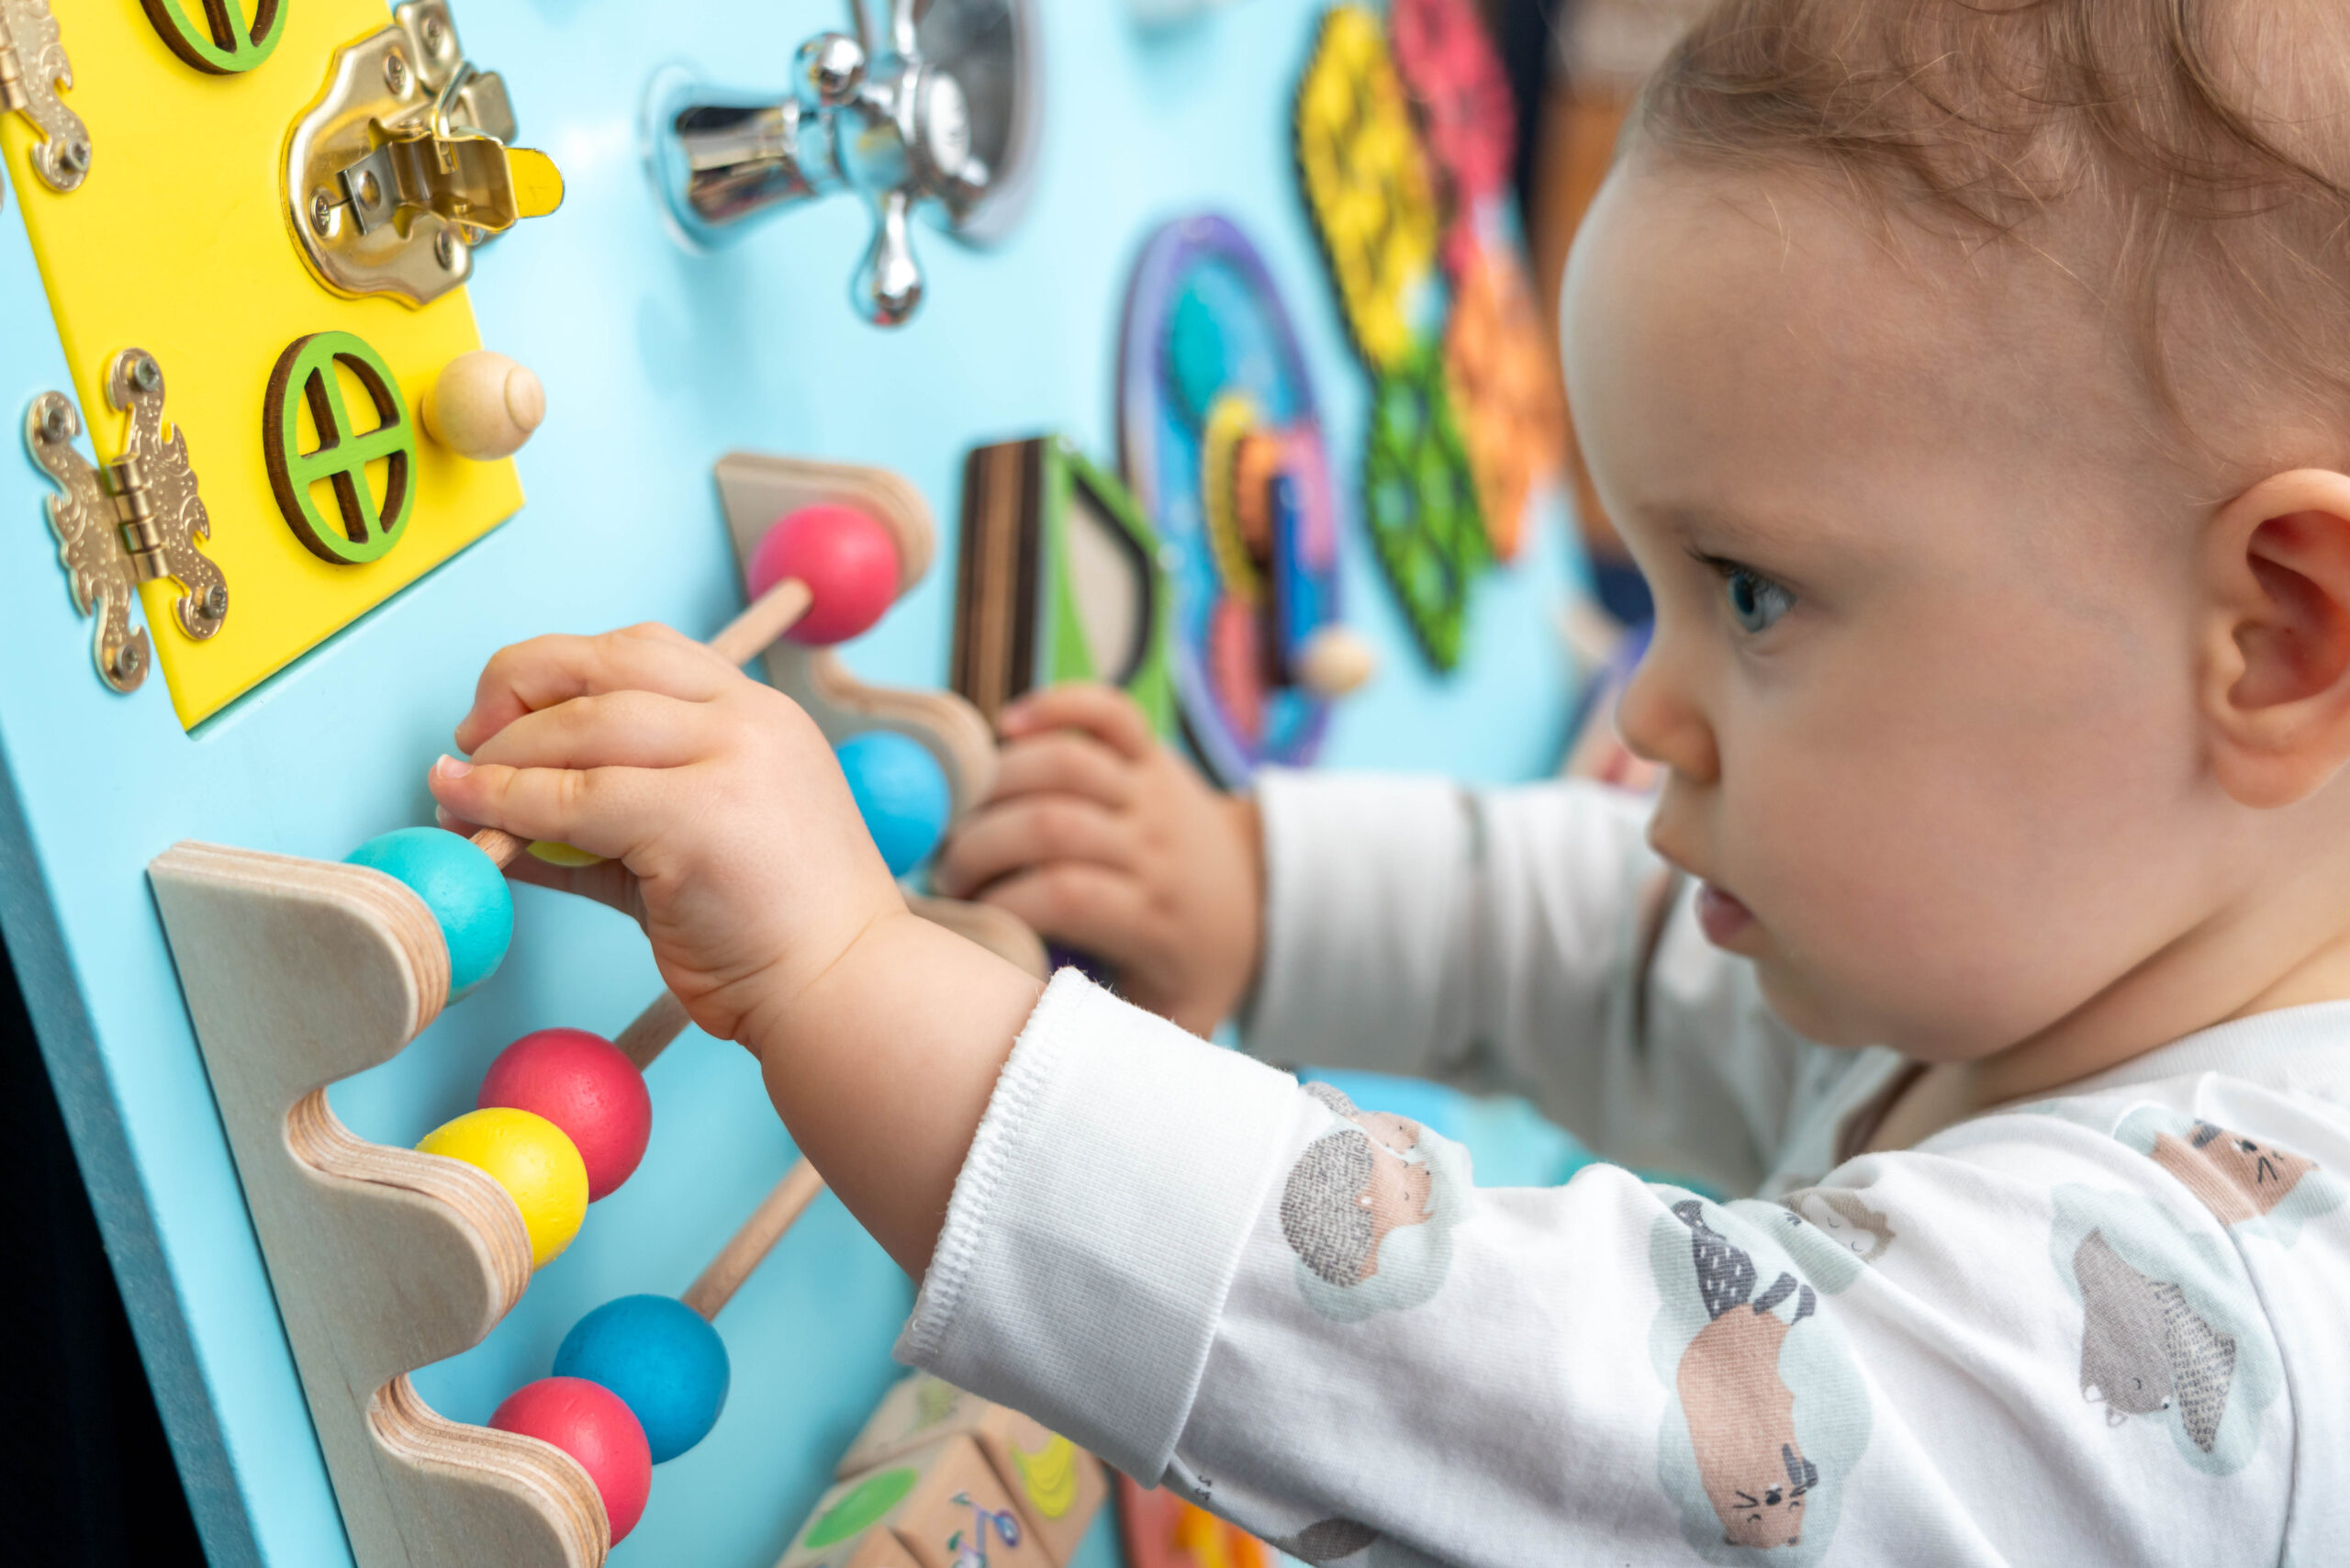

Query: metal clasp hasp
left=287, top=0, right=563, bottom=307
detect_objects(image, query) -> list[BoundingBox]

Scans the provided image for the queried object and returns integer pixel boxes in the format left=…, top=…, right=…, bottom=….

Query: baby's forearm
left=746, top=911, right=1045, bottom=1276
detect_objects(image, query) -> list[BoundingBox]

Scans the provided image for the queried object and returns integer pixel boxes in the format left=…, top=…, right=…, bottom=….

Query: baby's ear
left=2199, top=469, right=2350, bottom=808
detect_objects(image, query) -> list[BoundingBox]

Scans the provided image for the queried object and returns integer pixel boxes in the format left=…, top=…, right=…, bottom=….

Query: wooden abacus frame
left=148, top=454, right=1043, bottom=1568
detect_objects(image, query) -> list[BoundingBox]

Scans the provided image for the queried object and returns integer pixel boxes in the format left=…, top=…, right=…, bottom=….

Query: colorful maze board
left=0, top=2, right=1578, bottom=1566
left=1121, top=214, right=1344, bottom=784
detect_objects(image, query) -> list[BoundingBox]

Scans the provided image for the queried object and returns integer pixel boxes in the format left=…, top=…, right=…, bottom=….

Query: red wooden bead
left=478, top=1028, right=653, bottom=1202
left=490, top=1377, right=653, bottom=1542
left=745, top=504, right=900, bottom=646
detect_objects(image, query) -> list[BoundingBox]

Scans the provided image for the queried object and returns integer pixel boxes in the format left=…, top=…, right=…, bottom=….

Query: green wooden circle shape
left=139, top=0, right=286, bottom=73
left=263, top=331, right=417, bottom=567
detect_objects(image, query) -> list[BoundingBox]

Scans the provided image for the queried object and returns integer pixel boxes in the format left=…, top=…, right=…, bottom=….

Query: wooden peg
left=1296, top=624, right=1377, bottom=698
left=425, top=350, right=548, bottom=461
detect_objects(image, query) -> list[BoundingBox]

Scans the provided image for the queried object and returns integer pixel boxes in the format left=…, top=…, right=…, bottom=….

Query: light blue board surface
left=0, top=1, right=1586, bottom=1565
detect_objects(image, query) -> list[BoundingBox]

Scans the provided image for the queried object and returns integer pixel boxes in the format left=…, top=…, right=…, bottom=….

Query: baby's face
left=1562, top=158, right=2231, bottom=1060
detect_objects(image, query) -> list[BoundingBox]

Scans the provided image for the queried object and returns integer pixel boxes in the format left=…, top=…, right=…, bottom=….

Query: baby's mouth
left=1695, top=882, right=1757, bottom=947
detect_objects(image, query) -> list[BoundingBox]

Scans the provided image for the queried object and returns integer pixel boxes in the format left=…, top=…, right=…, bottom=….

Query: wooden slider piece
left=838, top=1373, right=1108, bottom=1568
left=781, top=1436, right=1056, bottom=1568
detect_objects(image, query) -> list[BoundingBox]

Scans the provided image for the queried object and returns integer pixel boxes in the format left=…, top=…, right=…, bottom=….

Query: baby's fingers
left=428, top=754, right=672, bottom=865
left=934, top=796, right=1136, bottom=899
left=998, top=682, right=1156, bottom=760
left=975, top=863, right=1153, bottom=955
left=988, top=730, right=1136, bottom=809
left=469, top=689, right=720, bottom=774
left=455, top=626, right=736, bottom=754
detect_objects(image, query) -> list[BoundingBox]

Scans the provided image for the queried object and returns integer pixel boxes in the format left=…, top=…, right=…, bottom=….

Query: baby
left=431, top=1, right=2350, bottom=1561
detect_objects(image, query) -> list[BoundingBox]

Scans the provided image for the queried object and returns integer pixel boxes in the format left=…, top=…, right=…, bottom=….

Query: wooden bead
left=554, top=1294, right=730, bottom=1463
left=423, top=350, right=546, bottom=461
left=416, top=1107, right=588, bottom=1268
left=746, top=505, right=901, bottom=645
left=478, top=1029, right=653, bottom=1202
left=489, top=1378, right=652, bottom=1542
left=345, top=827, right=513, bottom=995
left=1296, top=625, right=1377, bottom=698
left=834, top=731, right=951, bottom=876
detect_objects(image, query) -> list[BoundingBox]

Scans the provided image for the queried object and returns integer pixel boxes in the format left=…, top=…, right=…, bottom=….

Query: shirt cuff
left=896, top=970, right=1303, bottom=1483
left=1244, top=768, right=1475, bottom=1073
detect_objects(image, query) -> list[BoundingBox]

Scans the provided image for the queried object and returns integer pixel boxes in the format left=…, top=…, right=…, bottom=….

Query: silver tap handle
left=855, top=188, right=923, bottom=326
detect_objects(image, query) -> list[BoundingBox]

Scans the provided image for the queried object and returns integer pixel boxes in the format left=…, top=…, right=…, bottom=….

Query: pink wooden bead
left=745, top=504, right=900, bottom=645
left=478, top=1028, right=653, bottom=1202
left=490, top=1377, right=653, bottom=1541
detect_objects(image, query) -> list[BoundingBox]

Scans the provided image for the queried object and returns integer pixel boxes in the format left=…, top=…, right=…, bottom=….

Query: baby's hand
left=427, top=624, right=906, bottom=1046
left=934, top=684, right=1262, bottom=1036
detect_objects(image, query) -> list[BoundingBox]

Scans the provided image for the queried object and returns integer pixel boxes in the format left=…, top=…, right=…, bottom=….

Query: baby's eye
left=1724, top=566, right=1795, bottom=634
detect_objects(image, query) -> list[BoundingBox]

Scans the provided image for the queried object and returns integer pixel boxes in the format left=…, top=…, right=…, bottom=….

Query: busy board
left=0, top=1, right=1579, bottom=1564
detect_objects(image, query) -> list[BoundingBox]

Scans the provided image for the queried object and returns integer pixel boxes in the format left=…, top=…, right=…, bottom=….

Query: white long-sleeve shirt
left=896, top=773, right=2350, bottom=1566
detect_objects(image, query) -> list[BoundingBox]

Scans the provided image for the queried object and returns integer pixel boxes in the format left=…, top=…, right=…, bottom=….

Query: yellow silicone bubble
left=417, top=1107, right=589, bottom=1268
left=526, top=840, right=607, bottom=868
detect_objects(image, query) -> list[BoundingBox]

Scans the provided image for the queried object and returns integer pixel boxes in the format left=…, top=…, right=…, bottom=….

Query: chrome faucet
left=648, top=0, right=1035, bottom=326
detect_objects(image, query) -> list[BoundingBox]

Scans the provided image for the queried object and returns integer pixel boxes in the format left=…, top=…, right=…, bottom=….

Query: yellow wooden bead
left=526, top=839, right=606, bottom=868
left=417, top=1107, right=588, bottom=1268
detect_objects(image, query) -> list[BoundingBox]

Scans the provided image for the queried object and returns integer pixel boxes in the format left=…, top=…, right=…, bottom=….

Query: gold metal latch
left=0, top=0, right=90, bottom=196
left=25, top=351, right=229, bottom=693
left=285, top=1, right=563, bottom=307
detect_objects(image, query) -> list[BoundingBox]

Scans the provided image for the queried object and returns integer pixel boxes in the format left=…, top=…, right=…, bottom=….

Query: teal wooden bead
left=834, top=731, right=951, bottom=877
left=554, top=1294, right=731, bottom=1463
left=346, top=828, right=514, bottom=996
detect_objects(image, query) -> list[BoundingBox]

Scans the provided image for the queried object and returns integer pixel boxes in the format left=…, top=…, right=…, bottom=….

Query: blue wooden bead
left=345, top=828, right=514, bottom=996
left=834, top=731, right=951, bottom=878
left=554, top=1294, right=730, bottom=1464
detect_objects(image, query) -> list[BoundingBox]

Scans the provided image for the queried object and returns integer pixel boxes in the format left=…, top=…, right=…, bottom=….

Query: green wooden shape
left=804, top=1467, right=920, bottom=1551
left=1363, top=346, right=1487, bottom=670
left=139, top=0, right=287, bottom=74
left=264, top=330, right=416, bottom=567
left=1038, top=438, right=1178, bottom=738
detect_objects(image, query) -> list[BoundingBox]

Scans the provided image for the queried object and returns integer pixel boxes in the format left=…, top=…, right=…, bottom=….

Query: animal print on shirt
left=2072, top=1227, right=2235, bottom=1452
left=1648, top=1194, right=1870, bottom=1564
left=1280, top=1082, right=1472, bottom=1323
left=2111, top=1107, right=2345, bottom=1247
left=2048, top=1186, right=2282, bottom=1475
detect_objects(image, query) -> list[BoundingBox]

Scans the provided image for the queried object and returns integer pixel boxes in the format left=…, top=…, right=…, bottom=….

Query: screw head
left=57, top=140, right=89, bottom=175
left=386, top=51, right=410, bottom=95
left=129, top=355, right=161, bottom=394
left=309, top=188, right=338, bottom=235
left=434, top=229, right=462, bottom=270
left=112, top=644, right=143, bottom=681
left=201, top=583, right=229, bottom=620
left=422, top=14, right=448, bottom=56
left=39, top=402, right=73, bottom=443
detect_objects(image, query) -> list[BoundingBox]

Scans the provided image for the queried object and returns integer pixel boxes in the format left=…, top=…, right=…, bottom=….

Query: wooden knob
left=1296, top=625, right=1376, bottom=698
left=423, top=350, right=545, bottom=460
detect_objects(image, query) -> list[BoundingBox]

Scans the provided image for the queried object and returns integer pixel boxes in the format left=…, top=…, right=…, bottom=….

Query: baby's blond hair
left=1638, top=0, right=2350, bottom=447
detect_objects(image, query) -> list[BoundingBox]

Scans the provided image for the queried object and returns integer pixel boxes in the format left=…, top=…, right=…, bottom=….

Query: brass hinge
left=0, top=0, right=90, bottom=196
left=285, top=1, right=564, bottom=307
left=25, top=351, right=229, bottom=693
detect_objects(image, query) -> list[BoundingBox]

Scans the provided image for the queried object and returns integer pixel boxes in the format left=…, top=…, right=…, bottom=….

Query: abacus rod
left=617, top=990, right=694, bottom=1071
left=467, top=575, right=819, bottom=871
left=681, top=1157, right=826, bottom=1320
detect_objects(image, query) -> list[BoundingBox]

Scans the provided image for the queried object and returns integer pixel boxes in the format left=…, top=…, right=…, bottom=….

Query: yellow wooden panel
left=2, top=0, right=520, bottom=728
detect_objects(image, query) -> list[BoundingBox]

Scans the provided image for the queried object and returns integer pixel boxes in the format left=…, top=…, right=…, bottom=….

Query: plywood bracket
left=150, top=842, right=607, bottom=1568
